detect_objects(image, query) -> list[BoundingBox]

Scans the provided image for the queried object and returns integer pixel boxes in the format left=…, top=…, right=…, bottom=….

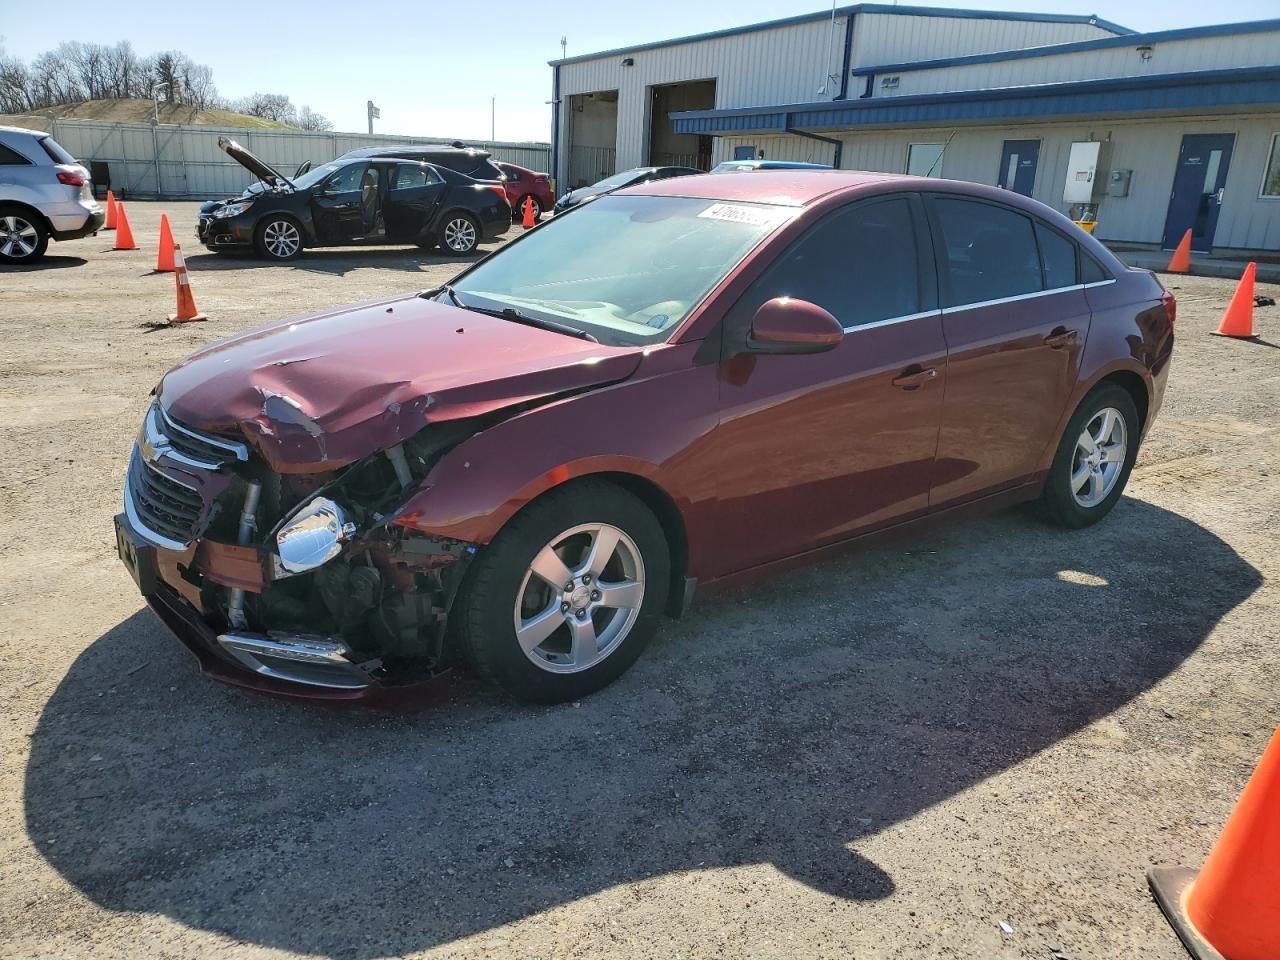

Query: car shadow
left=24, top=498, right=1259, bottom=956
left=183, top=246, right=493, bottom=277
left=1, top=255, right=87, bottom=271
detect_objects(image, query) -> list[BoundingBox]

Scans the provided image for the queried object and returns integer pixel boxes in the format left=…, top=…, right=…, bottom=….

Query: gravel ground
left=1, top=202, right=1278, bottom=960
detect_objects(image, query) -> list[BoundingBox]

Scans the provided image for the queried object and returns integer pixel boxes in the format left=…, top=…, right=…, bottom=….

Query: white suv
left=0, top=125, right=104, bottom=265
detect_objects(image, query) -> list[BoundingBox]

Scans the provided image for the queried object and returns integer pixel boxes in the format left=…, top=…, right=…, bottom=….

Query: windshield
left=590, top=170, right=645, bottom=191
left=448, top=194, right=793, bottom=345
left=290, top=163, right=343, bottom=191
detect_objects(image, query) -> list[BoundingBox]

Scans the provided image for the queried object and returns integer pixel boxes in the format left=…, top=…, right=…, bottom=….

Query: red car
left=115, top=171, right=1173, bottom=704
left=496, top=161, right=553, bottom=221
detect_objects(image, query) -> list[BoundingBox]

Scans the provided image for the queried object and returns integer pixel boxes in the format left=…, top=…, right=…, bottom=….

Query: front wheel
left=453, top=481, right=670, bottom=703
left=438, top=213, right=479, bottom=255
left=0, top=207, right=49, bottom=265
left=1037, top=383, right=1140, bottom=528
left=254, top=216, right=303, bottom=261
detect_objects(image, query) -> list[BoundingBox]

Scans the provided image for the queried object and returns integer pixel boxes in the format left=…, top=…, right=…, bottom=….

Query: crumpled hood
left=159, top=294, right=643, bottom=473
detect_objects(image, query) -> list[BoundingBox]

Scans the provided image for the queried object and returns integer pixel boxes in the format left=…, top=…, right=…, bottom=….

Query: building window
left=733, top=145, right=757, bottom=161
left=1262, top=133, right=1280, bottom=199
left=907, top=143, right=945, bottom=178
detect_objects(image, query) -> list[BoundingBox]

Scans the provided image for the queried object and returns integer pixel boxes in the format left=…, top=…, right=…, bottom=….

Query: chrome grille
left=126, top=451, right=204, bottom=547
left=144, top=403, right=248, bottom=470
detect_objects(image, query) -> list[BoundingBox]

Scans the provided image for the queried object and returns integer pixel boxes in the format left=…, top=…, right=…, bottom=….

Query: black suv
left=198, top=138, right=510, bottom=260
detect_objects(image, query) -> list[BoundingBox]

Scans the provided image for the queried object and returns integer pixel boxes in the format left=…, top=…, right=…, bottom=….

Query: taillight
left=1160, top=289, right=1176, bottom=328
left=56, top=168, right=87, bottom=186
left=484, top=184, right=508, bottom=201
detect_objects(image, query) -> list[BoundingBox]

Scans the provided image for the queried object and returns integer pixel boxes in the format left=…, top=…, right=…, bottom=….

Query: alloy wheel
left=262, top=220, right=300, bottom=258
left=1071, top=406, right=1128, bottom=508
left=444, top=217, right=476, bottom=252
left=0, top=216, right=38, bottom=260
left=513, top=523, right=645, bottom=674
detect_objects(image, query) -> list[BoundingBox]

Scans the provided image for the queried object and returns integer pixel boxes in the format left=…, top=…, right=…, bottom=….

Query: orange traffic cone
left=112, top=203, right=139, bottom=251
left=522, top=196, right=536, bottom=229
left=167, top=245, right=207, bottom=324
left=156, top=214, right=176, bottom=272
left=1167, top=229, right=1192, bottom=273
left=1148, top=725, right=1280, bottom=960
left=1211, top=262, right=1258, bottom=339
left=104, top=189, right=117, bottom=230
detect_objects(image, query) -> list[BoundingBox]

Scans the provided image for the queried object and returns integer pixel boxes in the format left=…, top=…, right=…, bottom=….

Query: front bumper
left=115, top=510, right=387, bottom=700
left=198, top=213, right=255, bottom=251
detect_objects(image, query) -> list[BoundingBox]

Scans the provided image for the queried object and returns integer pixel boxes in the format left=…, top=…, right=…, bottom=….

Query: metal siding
left=15, top=118, right=549, bottom=198
left=850, top=14, right=1113, bottom=67
left=819, top=113, right=1280, bottom=250
left=876, top=29, right=1280, bottom=96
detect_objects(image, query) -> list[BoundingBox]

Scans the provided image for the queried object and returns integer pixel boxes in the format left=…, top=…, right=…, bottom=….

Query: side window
left=393, top=164, right=441, bottom=190
left=0, top=143, right=31, bottom=165
left=1081, top=252, right=1111, bottom=284
left=1034, top=221, right=1078, bottom=290
left=322, top=163, right=366, bottom=193
left=737, top=197, right=921, bottom=331
left=932, top=197, right=1041, bottom=307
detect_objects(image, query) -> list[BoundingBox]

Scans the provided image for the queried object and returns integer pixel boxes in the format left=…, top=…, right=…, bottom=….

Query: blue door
left=997, top=140, right=1039, bottom=196
left=1163, top=134, right=1234, bottom=252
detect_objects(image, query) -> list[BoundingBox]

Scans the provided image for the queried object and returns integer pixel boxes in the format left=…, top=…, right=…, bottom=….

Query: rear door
left=311, top=162, right=369, bottom=242
left=925, top=194, right=1091, bottom=507
left=386, top=163, right=447, bottom=241
left=711, top=194, right=947, bottom=571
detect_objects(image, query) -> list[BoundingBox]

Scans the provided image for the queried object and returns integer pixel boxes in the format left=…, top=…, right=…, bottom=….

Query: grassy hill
left=0, top=99, right=294, bottom=129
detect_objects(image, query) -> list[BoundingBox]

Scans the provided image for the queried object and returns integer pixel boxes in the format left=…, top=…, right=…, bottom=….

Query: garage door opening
left=648, top=79, right=715, bottom=170
left=567, top=90, right=618, bottom=189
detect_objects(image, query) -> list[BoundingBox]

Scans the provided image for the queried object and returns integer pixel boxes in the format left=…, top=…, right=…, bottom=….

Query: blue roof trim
left=549, top=4, right=1129, bottom=66
left=852, top=17, right=1280, bottom=76
left=670, top=66, right=1280, bottom=134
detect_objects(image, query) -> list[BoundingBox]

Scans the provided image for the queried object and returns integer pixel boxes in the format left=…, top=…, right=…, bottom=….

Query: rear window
left=1035, top=222, right=1079, bottom=291
left=932, top=197, right=1042, bottom=307
left=38, top=136, right=76, bottom=165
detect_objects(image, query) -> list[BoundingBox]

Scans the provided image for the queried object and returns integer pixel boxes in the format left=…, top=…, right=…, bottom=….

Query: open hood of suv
left=158, top=294, right=644, bottom=473
left=218, top=136, right=291, bottom=188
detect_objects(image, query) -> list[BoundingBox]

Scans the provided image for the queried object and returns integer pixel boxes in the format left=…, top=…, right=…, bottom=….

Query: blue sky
left=0, top=0, right=1275, bottom=144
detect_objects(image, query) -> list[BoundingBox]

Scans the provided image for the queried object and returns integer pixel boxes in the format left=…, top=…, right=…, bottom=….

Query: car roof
left=348, top=144, right=489, bottom=158
left=617, top=170, right=911, bottom=206
left=0, top=125, right=44, bottom=137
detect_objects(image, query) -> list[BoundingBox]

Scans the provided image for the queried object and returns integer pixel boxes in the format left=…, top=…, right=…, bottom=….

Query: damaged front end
left=116, top=401, right=480, bottom=695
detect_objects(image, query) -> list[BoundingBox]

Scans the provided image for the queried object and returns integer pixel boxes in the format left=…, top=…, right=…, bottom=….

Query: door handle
left=891, top=366, right=938, bottom=390
left=1044, top=327, right=1078, bottom=349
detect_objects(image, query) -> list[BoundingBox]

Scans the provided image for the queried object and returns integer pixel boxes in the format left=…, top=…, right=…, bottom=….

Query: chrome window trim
left=941, top=284, right=1086, bottom=314
left=124, top=448, right=196, bottom=551
left=158, top=403, right=249, bottom=461
left=842, top=309, right=942, bottom=334
left=1083, top=278, right=1118, bottom=288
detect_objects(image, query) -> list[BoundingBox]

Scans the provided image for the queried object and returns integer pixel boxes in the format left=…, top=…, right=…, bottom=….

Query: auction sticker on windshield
left=696, top=203, right=791, bottom=227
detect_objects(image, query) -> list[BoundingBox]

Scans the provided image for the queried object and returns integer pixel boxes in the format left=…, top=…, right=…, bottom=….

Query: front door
left=1163, top=134, right=1234, bottom=252
left=311, top=162, right=370, bottom=243
left=997, top=140, right=1040, bottom=196
left=386, top=163, right=446, bottom=242
left=925, top=194, right=1091, bottom=507
left=710, top=195, right=946, bottom=574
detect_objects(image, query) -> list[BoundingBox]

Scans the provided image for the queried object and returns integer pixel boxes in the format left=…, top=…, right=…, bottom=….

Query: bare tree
left=0, top=41, right=31, bottom=113
left=234, top=92, right=297, bottom=124
left=296, top=105, right=332, bottom=131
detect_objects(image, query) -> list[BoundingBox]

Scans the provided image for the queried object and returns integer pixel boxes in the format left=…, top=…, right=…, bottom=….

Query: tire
left=453, top=480, right=670, bottom=703
left=253, top=215, right=303, bottom=261
left=1036, top=383, right=1140, bottom=529
left=438, top=213, right=479, bottom=255
left=0, top=206, right=49, bottom=265
left=512, top=196, right=542, bottom=221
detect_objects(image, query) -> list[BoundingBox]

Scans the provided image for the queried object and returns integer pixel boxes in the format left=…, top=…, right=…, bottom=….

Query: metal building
left=552, top=6, right=1280, bottom=253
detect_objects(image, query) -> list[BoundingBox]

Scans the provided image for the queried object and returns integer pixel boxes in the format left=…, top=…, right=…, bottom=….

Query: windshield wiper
left=427, top=286, right=597, bottom=342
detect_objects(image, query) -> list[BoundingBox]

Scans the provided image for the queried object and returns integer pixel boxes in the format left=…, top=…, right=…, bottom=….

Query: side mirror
left=747, top=297, right=844, bottom=354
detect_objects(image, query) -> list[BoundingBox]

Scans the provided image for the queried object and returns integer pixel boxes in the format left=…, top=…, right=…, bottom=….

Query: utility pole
left=367, top=100, right=380, bottom=135
left=491, top=96, right=495, bottom=141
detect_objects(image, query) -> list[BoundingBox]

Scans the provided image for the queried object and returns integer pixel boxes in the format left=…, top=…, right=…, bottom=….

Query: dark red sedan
left=496, top=161, right=553, bottom=221
left=115, top=171, right=1173, bottom=704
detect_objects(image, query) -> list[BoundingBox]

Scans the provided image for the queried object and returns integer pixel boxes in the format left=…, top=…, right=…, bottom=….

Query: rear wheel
left=453, top=481, right=670, bottom=703
left=254, top=216, right=303, bottom=261
left=439, top=213, right=479, bottom=255
left=1037, top=383, right=1139, bottom=528
left=0, top=207, right=49, bottom=265
left=514, top=196, right=542, bottom=221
